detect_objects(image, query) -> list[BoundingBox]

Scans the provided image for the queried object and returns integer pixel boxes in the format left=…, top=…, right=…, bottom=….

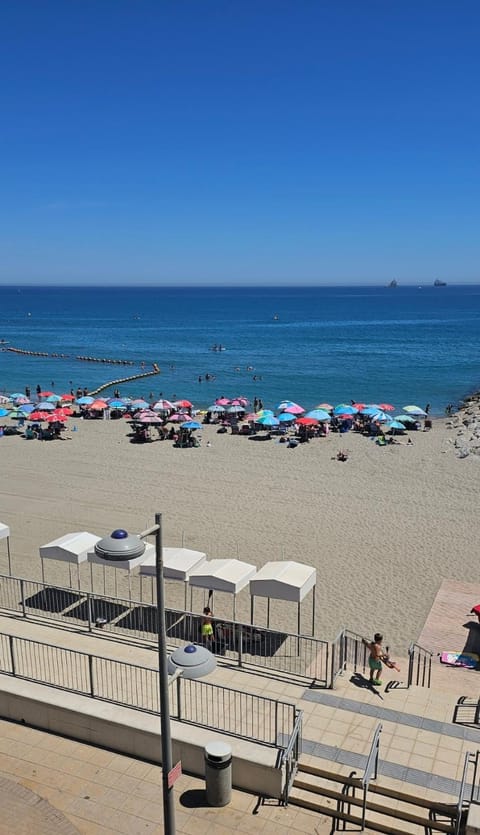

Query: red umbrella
left=296, top=416, right=318, bottom=425
left=89, top=399, right=108, bottom=410
left=45, top=414, right=67, bottom=423
left=352, top=403, right=366, bottom=410
left=378, top=403, right=395, bottom=411
left=55, top=407, right=73, bottom=416
left=60, top=394, right=75, bottom=401
left=38, top=391, right=55, bottom=398
left=28, top=411, right=50, bottom=420
left=173, top=399, right=193, bottom=408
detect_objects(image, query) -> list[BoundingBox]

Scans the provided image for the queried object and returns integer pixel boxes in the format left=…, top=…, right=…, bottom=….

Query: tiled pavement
left=0, top=579, right=479, bottom=832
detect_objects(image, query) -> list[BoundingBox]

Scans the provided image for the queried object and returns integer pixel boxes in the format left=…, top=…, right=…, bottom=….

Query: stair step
left=292, top=779, right=455, bottom=832
left=297, top=762, right=456, bottom=811
left=289, top=795, right=429, bottom=835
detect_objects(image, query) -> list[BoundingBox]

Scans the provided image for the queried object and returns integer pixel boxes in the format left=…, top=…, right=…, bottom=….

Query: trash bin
left=204, top=741, right=232, bottom=807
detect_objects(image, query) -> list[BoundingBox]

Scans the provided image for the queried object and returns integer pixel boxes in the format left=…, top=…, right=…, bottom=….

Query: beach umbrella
left=315, top=403, right=333, bottom=411
left=9, top=393, right=24, bottom=400
left=45, top=414, right=67, bottom=423
left=360, top=406, right=382, bottom=416
left=278, top=412, right=296, bottom=422
left=232, top=397, right=249, bottom=406
left=305, top=409, right=331, bottom=421
left=403, top=405, right=427, bottom=416
left=207, top=404, right=225, bottom=413
left=56, top=406, right=73, bottom=416
left=38, top=391, right=55, bottom=398
left=396, top=414, right=417, bottom=424
left=256, top=415, right=279, bottom=426
left=282, top=404, right=305, bottom=415
left=135, top=413, right=163, bottom=424
left=89, top=399, right=108, bottom=410
left=37, top=401, right=56, bottom=410
left=227, top=405, right=245, bottom=414
left=107, top=399, right=127, bottom=408
left=0, top=395, right=11, bottom=404
left=173, top=399, right=193, bottom=409
left=371, top=412, right=390, bottom=422
left=333, top=404, right=358, bottom=415
left=19, top=404, right=35, bottom=413
left=387, top=420, right=406, bottom=433
left=14, top=396, right=30, bottom=405
left=215, top=397, right=231, bottom=406
left=296, top=416, right=318, bottom=426
left=76, top=396, right=94, bottom=405
left=60, top=394, right=75, bottom=401
left=378, top=403, right=395, bottom=411
left=153, top=399, right=174, bottom=411
left=46, top=394, right=62, bottom=403
left=131, top=399, right=149, bottom=409
left=181, top=420, right=202, bottom=429
left=0, top=408, right=9, bottom=417
left=28, top=411, right=50, bottom=420
left=169, top=413, right=188, bottom=422
left=352, top=403, right=366, bottom=411
left=276, top=400, right=297, bottom=411
left=255, top=409, right=274, bottom=418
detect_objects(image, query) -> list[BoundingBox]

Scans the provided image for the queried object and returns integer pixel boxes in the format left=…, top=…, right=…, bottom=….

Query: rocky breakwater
left=445, top=394, right=480, bottom=458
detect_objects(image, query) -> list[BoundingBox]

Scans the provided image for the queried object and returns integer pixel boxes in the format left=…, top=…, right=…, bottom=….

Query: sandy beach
left=1, top=407, right=480, bottom=653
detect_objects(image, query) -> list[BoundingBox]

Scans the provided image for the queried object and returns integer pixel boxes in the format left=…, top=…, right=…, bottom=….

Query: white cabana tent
left=188, top=558, right=257, bottom=620
left=39, top=531, right=101, bottom=589
left=87, top=540, right=154, bottom=600
left=0, top=522, right=11, bottom=575
left=139, top=547, right=207, bottom=609
left=249, top=561, right=317, bottom=635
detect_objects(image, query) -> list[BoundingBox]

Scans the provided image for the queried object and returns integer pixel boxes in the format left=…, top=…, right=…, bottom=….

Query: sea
left=1, top=284, right=480, bottom=417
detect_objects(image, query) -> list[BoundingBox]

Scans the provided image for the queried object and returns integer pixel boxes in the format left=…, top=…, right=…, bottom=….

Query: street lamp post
left=94, top=513, right=175, bottom=835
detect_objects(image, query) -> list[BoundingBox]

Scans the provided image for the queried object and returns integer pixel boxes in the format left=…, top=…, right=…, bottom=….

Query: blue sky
left=1, top=1, right=479, bottom=285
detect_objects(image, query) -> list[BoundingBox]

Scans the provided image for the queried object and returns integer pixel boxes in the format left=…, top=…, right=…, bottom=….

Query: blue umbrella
left=9, top=393, right=23, bottom=399
left=108, top=399, right=127, bottom=408
left=256, top=415, right=280, bottom=426
left=360, top=406, right=383, bottom=417
left=397, top=414, right=417, bottom=424
left=333, top=404, right=358, bottom=415
left=403, top=405, right=427, bottom=416
left=388, top=420, right=407, bottom=430
left=278, top=412, right=296, bottom=422
left=305, top=409, right=331, bottom=421
left=37, top=401, right=56, bottom=410
left=19, top=404, right=35, bottom=413
left=0, top=408, right=8, bottom=417
left=181, top=420, right=202, bottom=429
left=76, top=396, right=94, bottom=405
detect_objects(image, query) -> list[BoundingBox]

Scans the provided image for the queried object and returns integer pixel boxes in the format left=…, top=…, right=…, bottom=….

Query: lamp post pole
left=154, top=512, right=176, bottom=835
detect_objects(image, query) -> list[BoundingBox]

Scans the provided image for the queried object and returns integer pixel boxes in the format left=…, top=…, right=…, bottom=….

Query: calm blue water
left=1, top=285, right=480, bottom=416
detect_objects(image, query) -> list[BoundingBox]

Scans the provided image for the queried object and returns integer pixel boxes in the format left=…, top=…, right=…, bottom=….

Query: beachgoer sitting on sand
left=336, top=449, right=349, bottom=461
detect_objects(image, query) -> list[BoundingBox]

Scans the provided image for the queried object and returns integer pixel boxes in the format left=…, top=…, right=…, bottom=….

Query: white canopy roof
left=249, top=561, right=316, bottom=602
left=188, top=559, right=257, bottom=595
left=139, top=547, right=207, bottom=581
left=87, top=540, right=154, bottom=572
left=0, top=522, right=10, bottom=540
left=40, top=532, right=101, bottom=565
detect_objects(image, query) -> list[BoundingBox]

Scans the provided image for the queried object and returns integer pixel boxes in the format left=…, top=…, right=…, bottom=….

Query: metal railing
left=330, top=629, right=433, bottom=689
left=455, top=750, right=480, bottom=835
left=0, top=630, right=296, bottom=748
left=0, top=574, right=330, bottom=685
left=282, top=708, right=303, bottom=805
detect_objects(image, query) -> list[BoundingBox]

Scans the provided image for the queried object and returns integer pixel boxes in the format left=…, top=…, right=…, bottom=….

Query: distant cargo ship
left=387, top=279, right=398, bottom=288
left=434, top=279, right=447, bottom=287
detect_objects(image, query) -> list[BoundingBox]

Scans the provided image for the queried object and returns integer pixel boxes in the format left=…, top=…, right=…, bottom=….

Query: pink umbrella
left=216, top=398, right=231, bottom=406
left=169, top=413, right=188, bottom=422
left=137, top=413, right=163, bottom=423
left=283, top=404, right=305, bottom=415
left=378, top=403, right=395, bottom=411
left=153, top=399, right=174, bottom=411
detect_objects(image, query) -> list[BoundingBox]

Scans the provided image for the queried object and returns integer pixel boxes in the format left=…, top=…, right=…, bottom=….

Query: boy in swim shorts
left=363, top=632, right=385, bottom=685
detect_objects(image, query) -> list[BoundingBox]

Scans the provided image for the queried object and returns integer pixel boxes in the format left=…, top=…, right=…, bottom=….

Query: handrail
left=0, top=629, right=295, bottom=748
left=281, top=708, right=303, bottom=805
left=407, top=642, right=433, bottom=688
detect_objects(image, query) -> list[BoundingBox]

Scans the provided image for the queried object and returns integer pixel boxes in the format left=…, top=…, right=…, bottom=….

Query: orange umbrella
left=89, top=399, right=108, bottom=410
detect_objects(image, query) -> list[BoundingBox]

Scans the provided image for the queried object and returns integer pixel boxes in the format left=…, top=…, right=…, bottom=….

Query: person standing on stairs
left=363, top=633, right=386, bottom=686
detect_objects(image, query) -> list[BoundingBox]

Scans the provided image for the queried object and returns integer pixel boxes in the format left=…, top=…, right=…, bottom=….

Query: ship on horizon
left=434, top=279, right=447, bottom=287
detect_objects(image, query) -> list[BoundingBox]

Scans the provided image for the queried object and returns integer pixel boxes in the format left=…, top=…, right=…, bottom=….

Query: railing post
left=88, top=654, right=95, bottom=697
left=238, top=623, right=243, bottom=667
left=9, top=634, right=16, bottom=675
left=176, top=675, right=182, bottom=720
left=20, top=579, right=26, bottom=618
left=274, top=701, right=279, bottom=745
left=87, top=593, right=93, bottom=632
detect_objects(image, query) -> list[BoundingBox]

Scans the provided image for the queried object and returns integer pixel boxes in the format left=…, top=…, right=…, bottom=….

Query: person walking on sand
left=363, top=632, right=386, bottom=685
